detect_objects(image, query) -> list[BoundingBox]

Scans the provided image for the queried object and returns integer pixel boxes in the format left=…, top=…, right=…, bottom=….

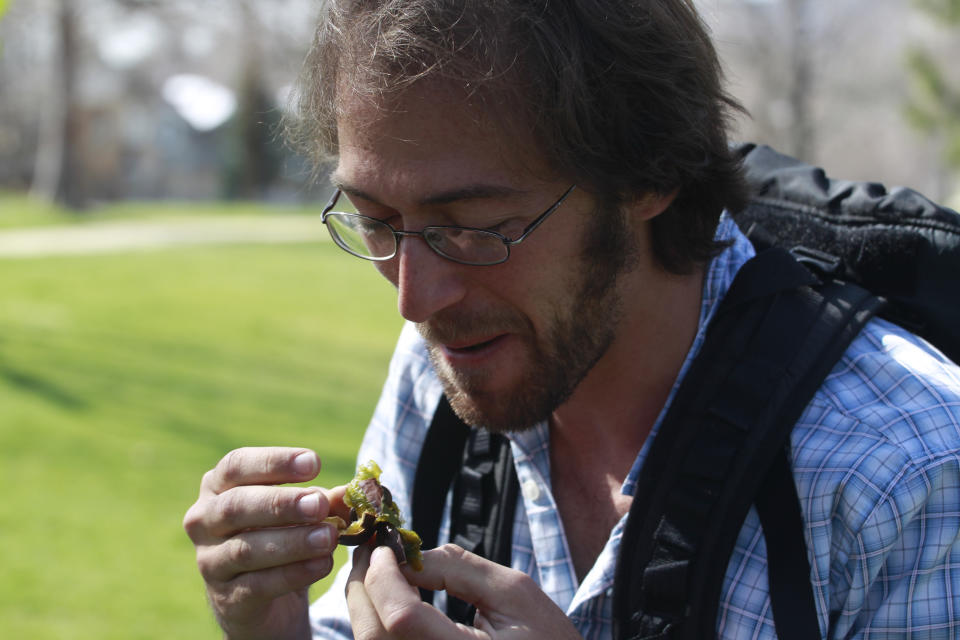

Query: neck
left=550, top=264, right=704, bottom=476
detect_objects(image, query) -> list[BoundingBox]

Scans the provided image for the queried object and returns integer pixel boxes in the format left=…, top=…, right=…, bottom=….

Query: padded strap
left=612, top=248, right=883, bottom=640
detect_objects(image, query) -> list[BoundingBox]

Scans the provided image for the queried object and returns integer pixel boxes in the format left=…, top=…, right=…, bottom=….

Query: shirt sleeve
left=797, top=323, right=960, bottom=639
left=827, top=444, right=960, bottom=638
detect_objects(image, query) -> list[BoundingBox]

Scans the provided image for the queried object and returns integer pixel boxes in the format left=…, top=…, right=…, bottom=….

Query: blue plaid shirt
left=310, top=216, right=960, bottom=639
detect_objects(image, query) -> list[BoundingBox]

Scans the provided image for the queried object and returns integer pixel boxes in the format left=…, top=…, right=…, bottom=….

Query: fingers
left=185, top=485, right=332, bottom=542
left=402, top=545, right=582, bottom=640
left=200, top=447, right=320, bottom=496
left=402, top=544, right=540, bottom=616
left=212, top=553, right=335, bottom=615
left=347, top=545, right=391, bottom=639
left=352, top=545, right=482, bottom=640
left=184, top=446, right=347, bottom=638
left=197, top=521, right=340, bottom=583
left=364, top=546, right=427, bottom=627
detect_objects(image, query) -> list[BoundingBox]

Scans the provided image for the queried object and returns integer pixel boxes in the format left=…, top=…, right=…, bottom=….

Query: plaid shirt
left=311, top=216, right=960, bottom=639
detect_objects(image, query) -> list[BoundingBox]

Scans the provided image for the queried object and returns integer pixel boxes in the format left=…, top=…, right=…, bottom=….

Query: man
left=183, top=1, right=960, bottom=638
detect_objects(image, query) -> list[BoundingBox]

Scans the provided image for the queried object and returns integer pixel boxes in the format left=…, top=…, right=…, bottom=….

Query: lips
left=438, top=334, right=512, bottom=362
left=443, top=334, right=505, bottom=354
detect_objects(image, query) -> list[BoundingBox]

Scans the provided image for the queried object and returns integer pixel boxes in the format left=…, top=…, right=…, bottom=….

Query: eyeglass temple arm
left=321, top=189, right=342, bottom=217
left=505, top=184, right=577, bottom=246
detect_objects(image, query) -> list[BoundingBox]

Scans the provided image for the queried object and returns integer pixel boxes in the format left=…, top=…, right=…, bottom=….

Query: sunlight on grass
left=0, top=190, right=330, bottom=229
left=0, top=238, right=402, bottom=638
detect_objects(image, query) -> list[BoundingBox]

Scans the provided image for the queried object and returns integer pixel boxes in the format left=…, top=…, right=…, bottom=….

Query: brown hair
left=288, top=0, right=749, bottom=273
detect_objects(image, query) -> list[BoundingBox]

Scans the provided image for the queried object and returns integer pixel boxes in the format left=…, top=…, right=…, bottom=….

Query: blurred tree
left=222, top=0, right=283, bottom=200
left=729, top=0, right=852, bottom=163
left=784, top=0, right=815, bottom=162
left=905, top=0, right=960, bottom=170
left=30, top=0, right=86, bottom=209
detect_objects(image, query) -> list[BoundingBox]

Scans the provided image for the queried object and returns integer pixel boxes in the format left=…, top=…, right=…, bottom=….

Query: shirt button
left=521, top=479, right=541, bottom=502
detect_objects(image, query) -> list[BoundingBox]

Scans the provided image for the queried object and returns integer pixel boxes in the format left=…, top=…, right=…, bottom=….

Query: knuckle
left=268, top=489, right=289, bottom=520
left=209, top=578, right=255, bottom=615
left=212, top=491, right=239, bottom=526
left=200, top=468, right=217, bottom=491
left=227, top=536, right=257, bottom=568
left=380, top=600, right=421, bottom=636
left=218, top=448, right=250, bottom=486
left=352, top=618, right=384, bottom=640
left=438, top=542, right=470, bottom=562
left=501, top=566, right=534, bottom=591
left=182, top=502, right=203, bottom=539
left=195, top=546, right=224, bottom=583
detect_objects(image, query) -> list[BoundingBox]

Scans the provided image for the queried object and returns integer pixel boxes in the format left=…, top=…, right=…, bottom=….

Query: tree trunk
left=30, top=0, right=84, bottom=208
left=786, top=0, right=815, bottom=161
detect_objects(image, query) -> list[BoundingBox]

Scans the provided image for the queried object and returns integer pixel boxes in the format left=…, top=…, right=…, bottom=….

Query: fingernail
left=308, top=526, right=333, bottom=550
left=299, top=492, right=320, bottom=519
left=371, top=545, right=393, bottom=566
left=293, top=451, right=317, bottom=476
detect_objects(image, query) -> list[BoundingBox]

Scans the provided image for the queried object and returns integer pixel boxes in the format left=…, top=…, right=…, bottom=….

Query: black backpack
left=411, top=144, right=960, bottom=639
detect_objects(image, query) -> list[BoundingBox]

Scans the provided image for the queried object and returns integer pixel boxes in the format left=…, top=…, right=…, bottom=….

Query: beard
left=418, top=199, right=637, bottom=432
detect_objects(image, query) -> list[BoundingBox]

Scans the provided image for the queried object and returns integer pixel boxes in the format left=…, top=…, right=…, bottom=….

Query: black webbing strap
left=612, top=248, right=884, bottom=640
left=412, top=394, right=518, bottom=618
left=756, top=448, right=820, bottom=640
left=412, top=394, right=470, bottom=605
left=446, top=428, right=519, bottom=623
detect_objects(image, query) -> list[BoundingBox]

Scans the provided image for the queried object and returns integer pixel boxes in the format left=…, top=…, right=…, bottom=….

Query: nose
left=387, top=234, right=467, bottom=324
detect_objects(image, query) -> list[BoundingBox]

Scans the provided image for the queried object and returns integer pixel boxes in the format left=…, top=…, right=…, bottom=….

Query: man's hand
left=183, top=447, right=348, bottom=640
left=346, top=543, right=584, bottom=640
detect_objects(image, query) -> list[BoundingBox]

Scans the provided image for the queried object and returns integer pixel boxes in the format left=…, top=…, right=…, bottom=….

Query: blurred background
left=0, top=0, right=957, bottom=638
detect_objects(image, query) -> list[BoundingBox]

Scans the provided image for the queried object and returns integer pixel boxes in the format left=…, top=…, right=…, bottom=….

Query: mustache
left=416, top=307, right=532, bottom=345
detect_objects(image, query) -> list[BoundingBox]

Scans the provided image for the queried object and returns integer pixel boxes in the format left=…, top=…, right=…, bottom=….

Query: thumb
left=402, top=544, right=531, bottom=614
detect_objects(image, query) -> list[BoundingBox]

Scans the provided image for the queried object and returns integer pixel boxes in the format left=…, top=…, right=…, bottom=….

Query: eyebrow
left=331, top=179, right=528, bottom=208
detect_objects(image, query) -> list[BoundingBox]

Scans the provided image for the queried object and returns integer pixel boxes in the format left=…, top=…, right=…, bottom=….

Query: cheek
left=373, top=260, right=399, bottom=288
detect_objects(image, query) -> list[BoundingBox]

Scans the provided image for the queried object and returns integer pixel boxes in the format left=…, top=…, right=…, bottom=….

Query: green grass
left=0, top=190, right=328, bottom=229
left=0, top=237, right=403, bottom=637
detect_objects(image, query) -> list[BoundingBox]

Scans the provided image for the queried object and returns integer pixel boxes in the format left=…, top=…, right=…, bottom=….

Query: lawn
left=0, top=223, right=403, bottom=637
left=0, top=190, right=328, bottom=229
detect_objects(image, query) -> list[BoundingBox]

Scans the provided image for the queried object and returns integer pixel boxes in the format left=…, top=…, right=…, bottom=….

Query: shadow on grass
left=0, top=364, right=87, bottom=409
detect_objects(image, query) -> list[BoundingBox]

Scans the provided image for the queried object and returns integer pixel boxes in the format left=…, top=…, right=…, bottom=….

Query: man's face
left=334, top=83, right=642, bottom=431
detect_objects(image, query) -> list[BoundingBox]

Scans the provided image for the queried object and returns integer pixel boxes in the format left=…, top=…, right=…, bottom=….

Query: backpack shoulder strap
left=412, top=394, right=518, bottom=621
left=612, top=247, right=884, bottom=640
left=412, top=394, right=470, bottom=606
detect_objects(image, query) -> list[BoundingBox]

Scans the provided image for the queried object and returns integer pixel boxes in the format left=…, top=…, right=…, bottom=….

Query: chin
left=431, top=353, right=570, bottom=434
left=446, top=391, right=547, bottom=434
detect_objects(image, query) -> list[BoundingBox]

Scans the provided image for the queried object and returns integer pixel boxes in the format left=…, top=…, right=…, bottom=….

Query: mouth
left=441, top=334, right=508, bottom=357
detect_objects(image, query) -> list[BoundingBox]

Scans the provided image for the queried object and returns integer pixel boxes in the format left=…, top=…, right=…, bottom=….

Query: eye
left=375, top=214, right=403, bottom=230
left=484, top=218, right=523, bottom=238
left=341, top=193, right=402, bottom=227
left=354, top=207, right=402, bottom=229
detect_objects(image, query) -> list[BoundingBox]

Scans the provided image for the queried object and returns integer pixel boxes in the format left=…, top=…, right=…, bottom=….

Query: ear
left=628, top=189, right=679, bottom=221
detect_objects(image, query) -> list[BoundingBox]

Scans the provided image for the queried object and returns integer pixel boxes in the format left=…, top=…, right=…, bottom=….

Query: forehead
left=334, top=80, right=554, bottom=197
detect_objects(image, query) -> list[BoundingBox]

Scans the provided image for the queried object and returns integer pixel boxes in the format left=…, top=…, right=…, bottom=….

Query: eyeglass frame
left=320, top=184, right=577, bottom=266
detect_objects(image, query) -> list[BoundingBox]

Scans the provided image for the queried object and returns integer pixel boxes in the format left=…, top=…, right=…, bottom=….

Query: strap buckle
left=789, top=245, right=842, bottom=277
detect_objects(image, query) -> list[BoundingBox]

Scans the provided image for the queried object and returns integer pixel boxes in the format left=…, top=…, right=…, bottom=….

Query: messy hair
left=287, top=0, right=749, bottom=273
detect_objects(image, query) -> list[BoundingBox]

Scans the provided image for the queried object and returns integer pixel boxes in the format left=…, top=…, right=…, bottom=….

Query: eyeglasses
left=321, top=185, right=576, bottom=266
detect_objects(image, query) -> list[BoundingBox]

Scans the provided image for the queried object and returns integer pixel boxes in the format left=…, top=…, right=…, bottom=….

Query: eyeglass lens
left=326, top=214, right=396, bottom=259
left=325, top=213, right=509, bottom=265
